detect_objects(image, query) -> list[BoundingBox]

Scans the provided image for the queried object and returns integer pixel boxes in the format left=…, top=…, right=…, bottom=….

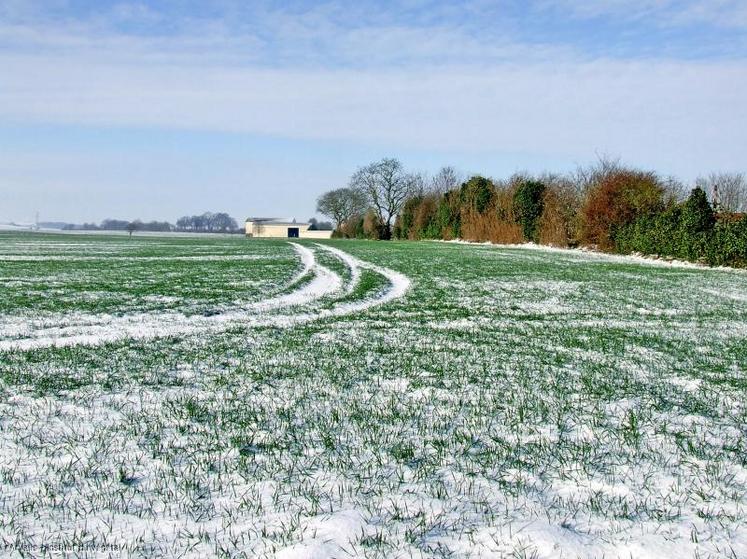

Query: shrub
left=363, top=210, right=386, bottom=239
left=338, top=214, right=366, bottom=238
left=581, top=169, right=665, bottom=250
left=412, top=195, right=440, bottom=239
left=538, top=188, right=569, bottom=247
left=437, top=191, right=461, bottom=239
left=681, top=187, right=715, bottom=234
left=460, top=207, right=522, bottom=244
left=396, top=196, right=422, bottom=239
left=390, top=162, right=746, bottom=268
left=513, top=179, right=546, bottom=242
left=613, top=189, right=747, bottom=267
left=460, top=176, right=494, bottom=214
left=707, top=217, right=747, bottom=267
left=614, top=208, right=682, bottom=258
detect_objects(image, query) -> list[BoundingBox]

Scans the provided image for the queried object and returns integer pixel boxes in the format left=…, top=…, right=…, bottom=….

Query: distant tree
left=100, top=219, right=129, bottom=231
left=125, top=221, right=138, bottom=237
left=662, top=176, right=688, bottom=204
left=350, top=158, right=419, bottom=239
left=212, top=212, right=237, bottom=232
left=308, top=218, right=333, bottom=231
left=191, top=214, right=204, bottom=231
left=176, top=216, right=191, bottom=231
left=316, top=188, right=368, bottom=229
left=697, top=172, right=747, bottom=213
left=145, top=221, right=174, bottom=232
left=201, top=212, right=216, bottom=232
left=173, top=212, right=236, bottom=233
left=537, top=173, right=582, bottom=246
left=430, top=166, right=462, bottom=195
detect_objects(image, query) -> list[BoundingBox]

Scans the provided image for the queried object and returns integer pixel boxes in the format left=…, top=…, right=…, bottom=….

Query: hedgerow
left=322, top=157, right=745, bottom=267
left=395, top=168, right=746, bottom=267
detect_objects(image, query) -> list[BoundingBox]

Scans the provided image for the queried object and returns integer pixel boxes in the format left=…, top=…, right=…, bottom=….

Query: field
left=1, top=231, right=746, bottom=558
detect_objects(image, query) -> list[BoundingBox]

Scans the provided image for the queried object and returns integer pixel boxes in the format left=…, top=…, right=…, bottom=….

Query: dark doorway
left=287, top=227, right=300, bottom=238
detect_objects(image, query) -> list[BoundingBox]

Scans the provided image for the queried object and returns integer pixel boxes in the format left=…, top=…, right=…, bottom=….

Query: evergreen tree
left=681, top=187, right=715, bottom=234
left=513, top=179, right=546, bottom=242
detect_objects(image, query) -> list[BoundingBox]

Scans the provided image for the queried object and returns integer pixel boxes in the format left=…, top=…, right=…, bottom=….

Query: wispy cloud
left=2, top=48, right=745, bottom=170
left=536, top=0, right=747, bottom=29
left=0, top=0, right=745, bottom=221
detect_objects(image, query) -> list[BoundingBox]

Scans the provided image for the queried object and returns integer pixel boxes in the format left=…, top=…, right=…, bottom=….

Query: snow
left=440, top=239, right=747, bottom=272
left=0, top=242, right=411, bottom=350
left=1, top=233, right=746, bottom=558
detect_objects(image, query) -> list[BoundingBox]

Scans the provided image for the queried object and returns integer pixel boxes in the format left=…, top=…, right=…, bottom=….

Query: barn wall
left=300, top=230, right=333, bottom=239
left=246, top=222, right=323, bottom=238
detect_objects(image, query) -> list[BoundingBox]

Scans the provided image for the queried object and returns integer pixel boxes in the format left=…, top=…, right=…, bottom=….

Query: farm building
left=245, top=218, right=333, bottom=239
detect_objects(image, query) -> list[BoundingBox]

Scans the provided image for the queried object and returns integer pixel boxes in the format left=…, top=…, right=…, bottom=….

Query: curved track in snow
left=0, top=242, right=410, bottom=351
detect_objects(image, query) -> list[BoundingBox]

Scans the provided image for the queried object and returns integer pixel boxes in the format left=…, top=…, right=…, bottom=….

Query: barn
left=245, top=218, right=333, bottom=239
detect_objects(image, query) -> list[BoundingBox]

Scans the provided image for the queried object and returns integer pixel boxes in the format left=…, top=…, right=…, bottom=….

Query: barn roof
left=245, top=218, right=309, bottom=226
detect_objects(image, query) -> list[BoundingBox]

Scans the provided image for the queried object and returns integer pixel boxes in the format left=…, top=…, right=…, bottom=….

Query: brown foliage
left=363, top=209, right=382, bottom=239
left=456, top=179, right=523, bottom=244
left=538, top=188, right=568, bottom=247
left=580, top=169, right=664, bottom=250
left=460, top=207, right=523, bottom=244
left=493, top=182, right=518, bottom=223
left=716, top=212, right=746, bottom=224
left=536, top=177, right=582, bottom=247
left=410, top=195, right=438, bottom=240
left=338, top=215, right=361, bottom=238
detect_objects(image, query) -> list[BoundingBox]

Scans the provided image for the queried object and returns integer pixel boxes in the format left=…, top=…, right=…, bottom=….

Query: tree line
left=62, top=212, right=241, bottom=235
left=175, top=212, right=239, bottom=233
left=316, top=157, right=747, bottom=267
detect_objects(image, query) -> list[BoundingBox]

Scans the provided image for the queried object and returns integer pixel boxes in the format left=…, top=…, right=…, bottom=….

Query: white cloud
left=1, top=38, right=745, bottom=176
left=0, top=2, right=745, bottom=203
left=537, top=0, right=747, bottom=29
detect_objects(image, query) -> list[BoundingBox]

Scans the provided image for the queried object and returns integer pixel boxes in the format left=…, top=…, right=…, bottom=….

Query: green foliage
left=513, top=179, right=546, bottom=242
left=396, top=196, right=423, bottom=240
left=438, top=192, right=461, bottom=239
left=707, top=218, right=747, bottom=267
left=614, top=188, right=746, bottom=267
left=420, top=213, right=442, bottom=239
left=460, top=176, right=494, bottom=214
left=581, top=170, right=665, bottom=250
left=681, top=187, right=715, bottom=234
left=390, top=165, right=746, bottom=268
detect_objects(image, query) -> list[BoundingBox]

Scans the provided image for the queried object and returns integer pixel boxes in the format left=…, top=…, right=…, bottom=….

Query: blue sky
left=1, top=0, right=746, bottom=223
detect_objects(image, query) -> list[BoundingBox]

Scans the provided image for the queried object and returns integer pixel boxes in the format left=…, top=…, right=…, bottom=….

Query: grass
left=0, top=231, right=746, bottom=557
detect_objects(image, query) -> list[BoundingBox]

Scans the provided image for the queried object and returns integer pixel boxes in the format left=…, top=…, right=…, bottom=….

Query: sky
left=1, top=0, right=746, bottom=224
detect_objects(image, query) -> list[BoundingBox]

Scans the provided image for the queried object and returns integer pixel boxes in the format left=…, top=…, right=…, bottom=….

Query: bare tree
left=697, top=172, right=747, bottom=212
left=316, top=187, right=368, bottom=228
left=430, top=166, right=462, bottom=194
left=570, top=155, right=623, bottom=198
left=350, top=158, right=419, bottom=238
left=661, top=176, right=688, bottom=204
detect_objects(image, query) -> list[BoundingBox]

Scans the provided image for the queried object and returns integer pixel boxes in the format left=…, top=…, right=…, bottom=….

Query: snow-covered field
left=1, top=231, right=746, bottom=558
